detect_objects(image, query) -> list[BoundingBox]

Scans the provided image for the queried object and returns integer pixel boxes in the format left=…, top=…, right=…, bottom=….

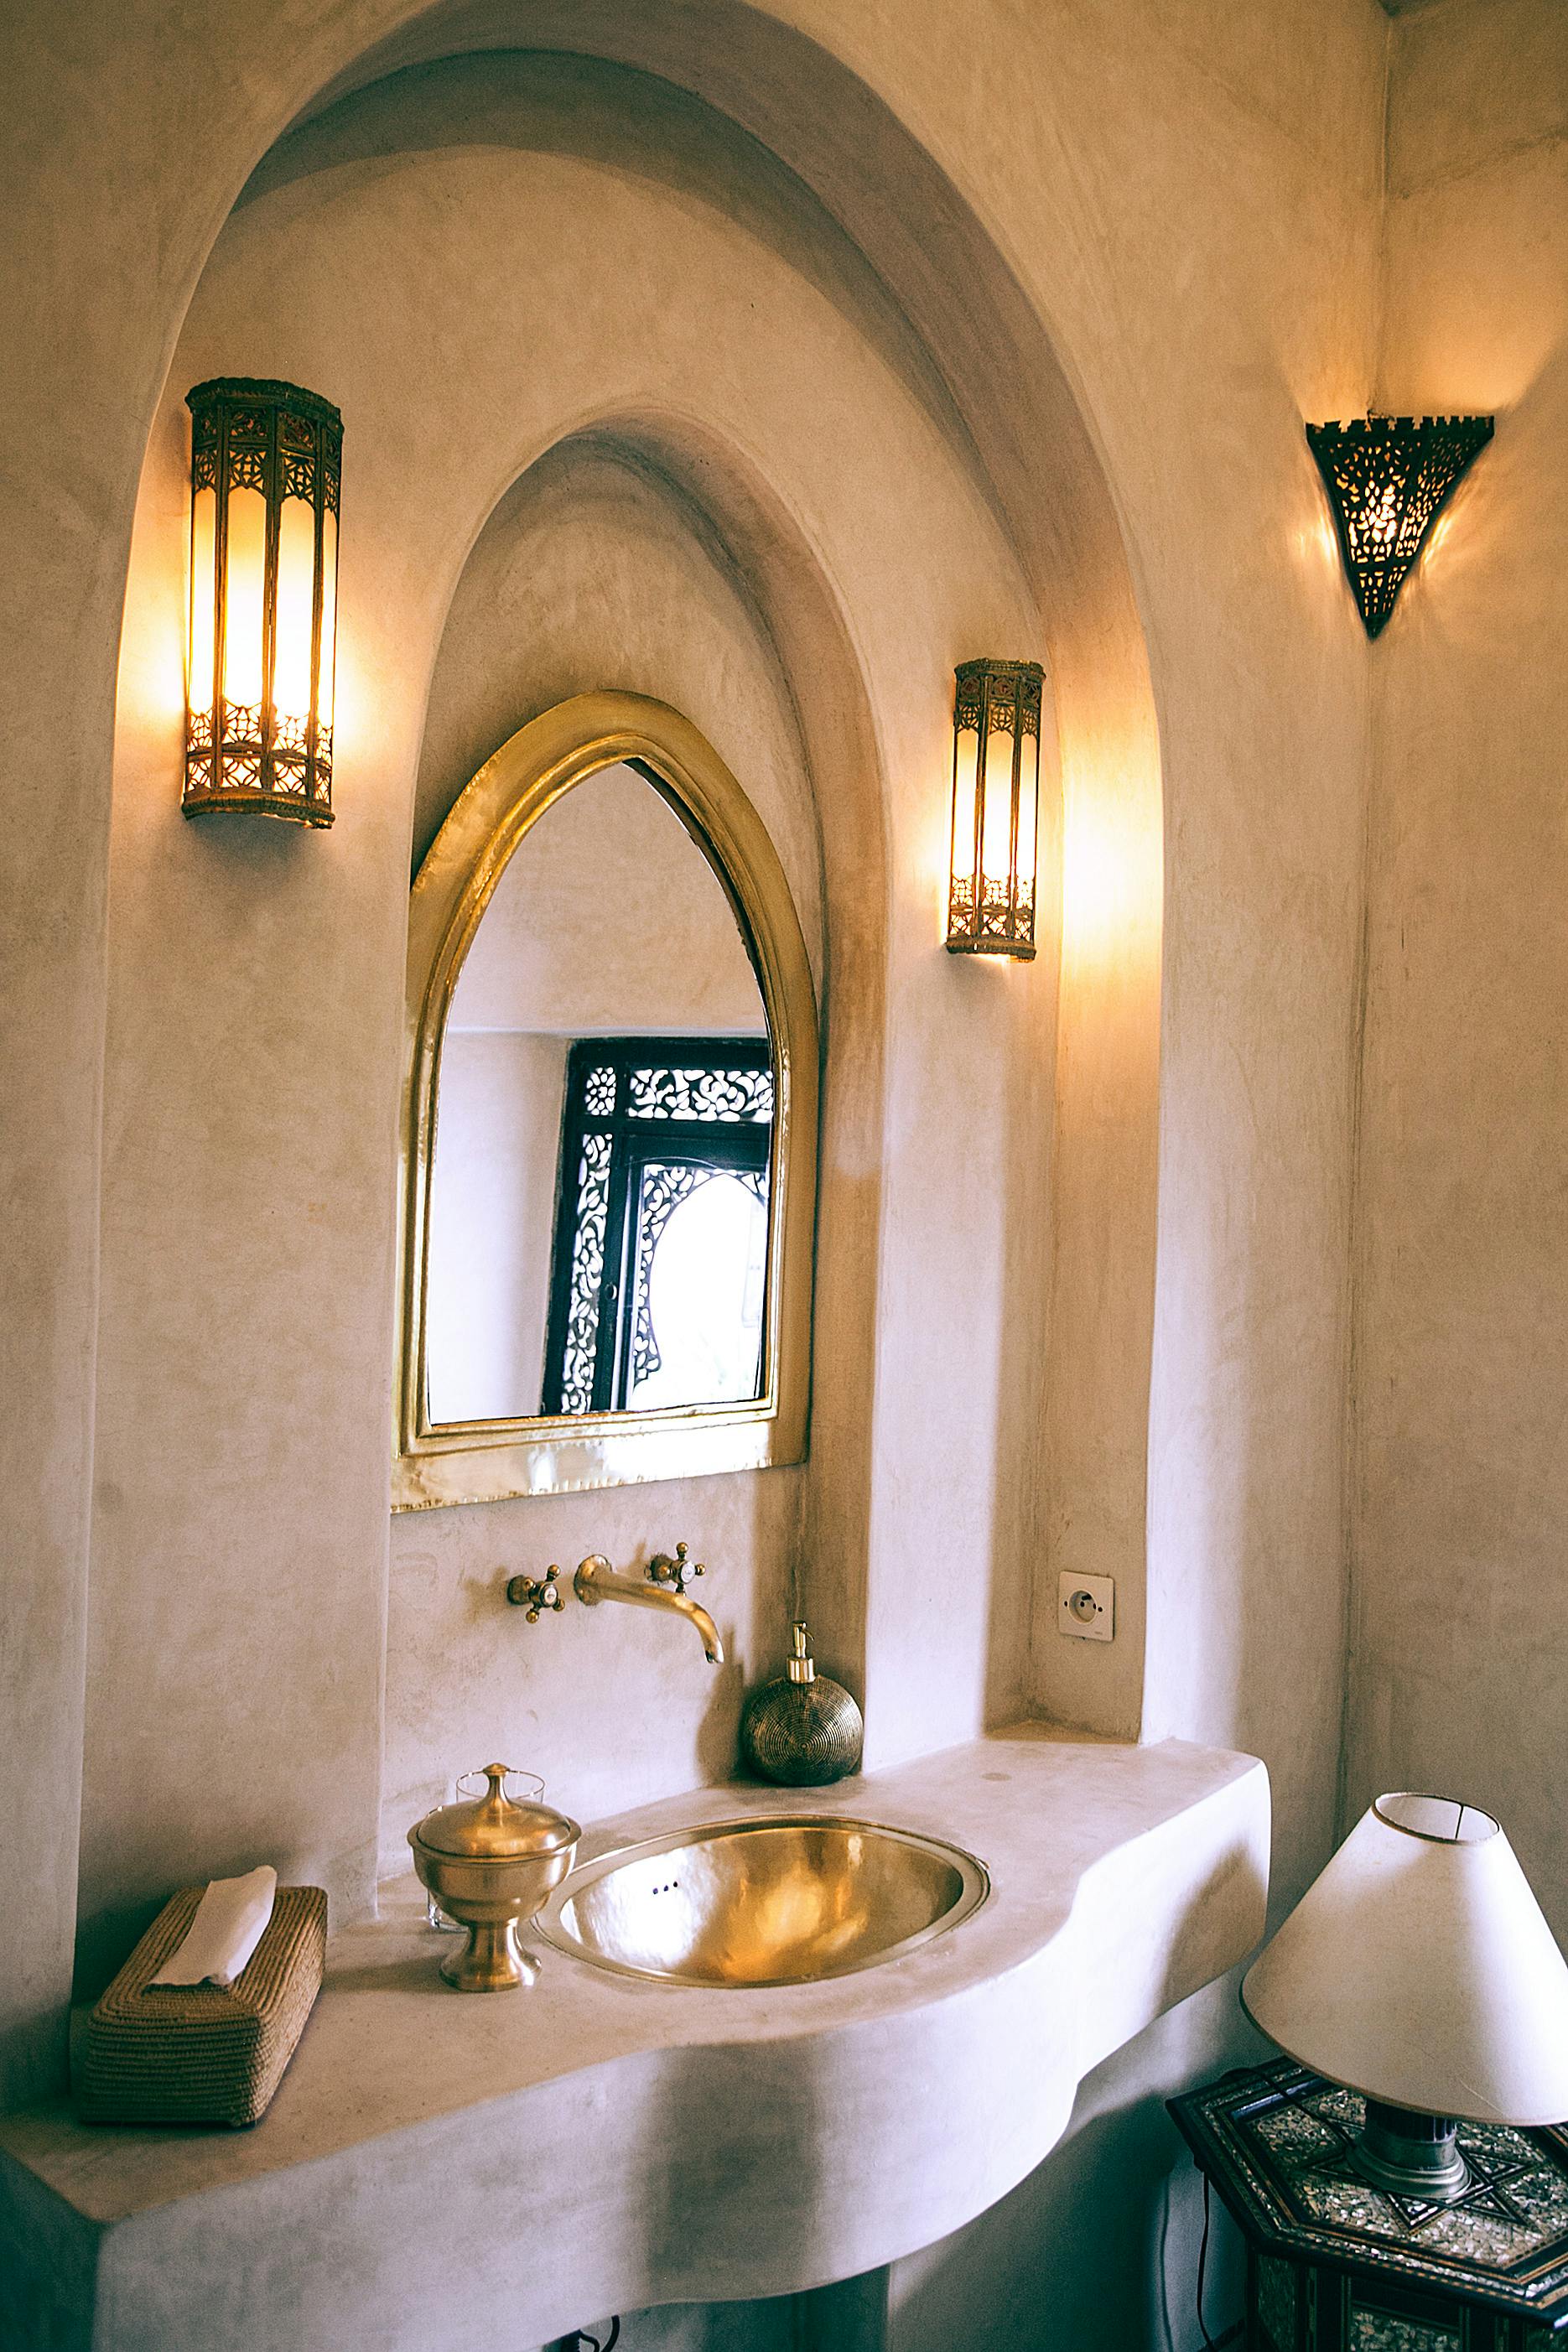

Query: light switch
left=1057, top=1571, right=1114, bottom=1643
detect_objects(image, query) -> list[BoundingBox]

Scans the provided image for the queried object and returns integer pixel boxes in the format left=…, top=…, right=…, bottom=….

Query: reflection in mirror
left=424, top=762, right=771, bottom=1426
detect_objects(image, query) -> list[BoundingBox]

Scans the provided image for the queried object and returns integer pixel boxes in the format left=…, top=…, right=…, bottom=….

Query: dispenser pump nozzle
left=787, top=1621, right=816, bottom=1685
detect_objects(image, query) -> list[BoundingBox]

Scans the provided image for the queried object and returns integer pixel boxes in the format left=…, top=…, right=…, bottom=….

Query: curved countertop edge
left=0, top=1726, right=1269, bottom=2352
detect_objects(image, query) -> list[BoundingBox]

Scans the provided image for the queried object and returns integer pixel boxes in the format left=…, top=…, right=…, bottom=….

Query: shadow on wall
left=531, top=2038, right=859, bottom=2352
left=886, top=1981, right=1254, bottom=2352
left=530, top=1986, right=1264, bottom=2352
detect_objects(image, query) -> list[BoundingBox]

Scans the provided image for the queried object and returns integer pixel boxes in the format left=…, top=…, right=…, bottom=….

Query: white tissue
left=151, top=1865, right=278, bottom=1988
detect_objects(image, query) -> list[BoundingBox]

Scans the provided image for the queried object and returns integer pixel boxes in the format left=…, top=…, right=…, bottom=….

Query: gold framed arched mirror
left=393, top=692, right=818, bottom=1508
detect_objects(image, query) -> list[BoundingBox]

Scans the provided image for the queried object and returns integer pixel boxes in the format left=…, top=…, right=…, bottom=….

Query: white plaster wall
left=1080, top=23, right=1382, bottom=1916
left=1, top=3, right=1396, bottom=2345
left=1346, top=0, right=1568, bottom=1922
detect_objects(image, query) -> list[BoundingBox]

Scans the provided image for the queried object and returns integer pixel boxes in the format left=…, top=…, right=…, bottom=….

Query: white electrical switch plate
left=1057, top=1571, right=1114, bottom=1643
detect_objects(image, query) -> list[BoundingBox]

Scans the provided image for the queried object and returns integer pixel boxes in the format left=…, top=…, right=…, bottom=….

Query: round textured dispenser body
left=741, top=1674, right=864, bottom=1786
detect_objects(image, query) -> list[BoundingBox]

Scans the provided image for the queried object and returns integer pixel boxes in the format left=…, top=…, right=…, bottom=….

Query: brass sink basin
left=535, top=1815, right=988, bottom=1987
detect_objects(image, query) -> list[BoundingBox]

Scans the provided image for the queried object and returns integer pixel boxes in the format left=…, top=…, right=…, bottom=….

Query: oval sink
left=535, top=1815, right=989, bottom=1987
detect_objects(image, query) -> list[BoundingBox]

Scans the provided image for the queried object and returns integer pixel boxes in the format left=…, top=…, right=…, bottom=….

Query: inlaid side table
left=1170, top=2059, right=1568, bottom=2349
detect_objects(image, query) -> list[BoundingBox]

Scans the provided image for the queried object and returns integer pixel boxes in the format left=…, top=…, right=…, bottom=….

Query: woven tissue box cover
left=79, top=1883, right=327, bottom=2128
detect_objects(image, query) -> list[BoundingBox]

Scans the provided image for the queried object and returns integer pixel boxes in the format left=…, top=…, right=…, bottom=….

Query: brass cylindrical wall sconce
left=946, top=657, right=1043, bottom=959
left=184, top=377, right=342, bottom=826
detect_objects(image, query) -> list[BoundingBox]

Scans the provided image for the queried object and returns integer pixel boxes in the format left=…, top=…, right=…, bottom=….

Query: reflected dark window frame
left=542, top=1036, right=773, bottom=1416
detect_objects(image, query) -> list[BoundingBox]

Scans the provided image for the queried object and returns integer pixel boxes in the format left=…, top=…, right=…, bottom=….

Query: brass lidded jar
left=408, top=1764, right=579, bottom=1991
left=740, top=1623, right=864, bottom=1787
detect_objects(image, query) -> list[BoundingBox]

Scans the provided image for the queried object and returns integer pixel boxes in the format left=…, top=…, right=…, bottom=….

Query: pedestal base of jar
left=439, top=1918, right=539, bottom=1992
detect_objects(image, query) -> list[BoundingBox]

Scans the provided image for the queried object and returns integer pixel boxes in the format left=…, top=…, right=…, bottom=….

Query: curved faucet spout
left=573, top=1555, right=725, bottom=1665
left=672, top=1594, right=724, bottom=1666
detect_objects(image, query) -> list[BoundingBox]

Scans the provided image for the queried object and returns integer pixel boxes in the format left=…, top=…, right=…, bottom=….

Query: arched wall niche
left=28, top=0, right=1166, bottom=2090
left=83, top=23, right=1108, bottom=1986
left=273, top=0, right=1166, bottom=1731
left=236, top=19, right=1163, bottom=1749
left=382, top=406, right=892, bottom=1848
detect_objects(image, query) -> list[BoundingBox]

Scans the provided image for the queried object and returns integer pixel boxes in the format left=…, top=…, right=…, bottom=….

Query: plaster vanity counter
left=0, top=1726, right=1269, bottom=2351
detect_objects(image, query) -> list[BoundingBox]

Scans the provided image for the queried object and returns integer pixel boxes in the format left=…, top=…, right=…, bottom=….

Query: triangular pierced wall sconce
left=1306, top=413, right=1493, bottom=638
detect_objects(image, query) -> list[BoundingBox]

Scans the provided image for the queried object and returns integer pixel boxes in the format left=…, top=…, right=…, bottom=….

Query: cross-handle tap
left=504, top=1565, right=564, bottom=1622
left=646, top=1542, right=704, bottom=1595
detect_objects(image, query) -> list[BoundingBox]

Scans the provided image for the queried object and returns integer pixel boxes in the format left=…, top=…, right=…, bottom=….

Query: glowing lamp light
left=1306, top=413, right=1493, bottom=640
left=946, top=657, right=1043, bottom=960
left=184, top=377, right=342, bottom=826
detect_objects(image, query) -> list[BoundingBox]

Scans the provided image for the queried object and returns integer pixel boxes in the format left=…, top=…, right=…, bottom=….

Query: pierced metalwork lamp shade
left=1243, top=1794, right=1568, bottom=2204
left=184, top=377, right=342, bottom=826
left=1306, top=414, right=1493, bottom=639
left=946, top=657, right=1042, bottom=959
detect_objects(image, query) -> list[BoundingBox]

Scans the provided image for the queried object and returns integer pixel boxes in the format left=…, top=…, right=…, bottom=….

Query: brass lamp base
left=1352, top=2100, right=1470, bottom=2203
left=439, top=1918, right=540, bottom=1994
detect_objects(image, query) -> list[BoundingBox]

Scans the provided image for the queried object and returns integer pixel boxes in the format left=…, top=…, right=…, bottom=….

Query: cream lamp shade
left=1243, top=1793, right=1568, bottom=2129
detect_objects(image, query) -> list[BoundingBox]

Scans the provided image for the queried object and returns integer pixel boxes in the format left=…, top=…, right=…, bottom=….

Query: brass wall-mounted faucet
left=575, top=1550, right=724, bottom=1664
left=505, top=1546, right=724, bottom=1665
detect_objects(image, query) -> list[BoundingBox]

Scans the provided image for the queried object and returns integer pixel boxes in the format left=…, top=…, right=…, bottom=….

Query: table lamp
left=1242, top=1792, right=1568, bottom=2204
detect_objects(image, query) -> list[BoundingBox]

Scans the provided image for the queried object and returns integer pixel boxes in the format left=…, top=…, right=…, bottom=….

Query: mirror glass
left=424, top=761, right=772, bottom=1426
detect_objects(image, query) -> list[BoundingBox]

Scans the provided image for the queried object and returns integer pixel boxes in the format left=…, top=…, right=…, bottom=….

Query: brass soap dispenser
left=740, top=1622, right=864, bottom=1786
